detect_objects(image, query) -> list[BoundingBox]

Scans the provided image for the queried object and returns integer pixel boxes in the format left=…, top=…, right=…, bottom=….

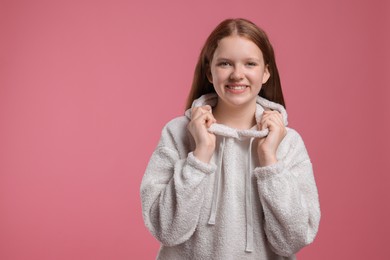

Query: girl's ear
left=206, top=67, right=213, bottom=83
left=262, top=65, right=271, bottom=84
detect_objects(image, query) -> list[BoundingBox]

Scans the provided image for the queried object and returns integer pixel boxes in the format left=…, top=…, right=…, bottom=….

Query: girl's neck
left=213, top=100, right=257, bottom=130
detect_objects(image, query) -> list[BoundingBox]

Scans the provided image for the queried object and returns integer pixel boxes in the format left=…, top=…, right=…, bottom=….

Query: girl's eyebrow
left=215, top=57, right=232, bottom=61
left=215, top=57, right=261, bottom=62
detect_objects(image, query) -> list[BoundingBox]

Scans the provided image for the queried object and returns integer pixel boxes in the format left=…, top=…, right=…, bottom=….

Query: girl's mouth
left=225, top=85, right=248, bottom=93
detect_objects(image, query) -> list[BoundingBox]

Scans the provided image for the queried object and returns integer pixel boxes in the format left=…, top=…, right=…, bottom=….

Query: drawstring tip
left=208, top=215, right=216, bottom=225
left=245, top=245, right=253, bottom=252
left=245, top=248, right=253, bottom=253
left=208, top=219, right=215, bottom=225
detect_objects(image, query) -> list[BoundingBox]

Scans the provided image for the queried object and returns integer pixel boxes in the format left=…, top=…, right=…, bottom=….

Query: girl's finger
left=259, top=119, right=269, bottom=130
left=192, top=109, right=216, bottom=128
left=260, top=115, right=280, bottom=132
left=192, top=105, right=213, bottom=119
left=203, top=105, right=212, bottom=111
left=191, top=107, right=206, bottom=119
left=262, top=111, right=283, bottom=127
left=205, top=117, right=215, bottom=128
left=273, top=112, right=284, bottom=126
left=268, top=114, right=283, bottom=128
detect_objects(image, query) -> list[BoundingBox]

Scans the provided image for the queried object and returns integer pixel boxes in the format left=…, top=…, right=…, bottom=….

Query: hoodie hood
left=184, top=93, right=288, bottom=253
left=185, top=93, right=288, bottom=138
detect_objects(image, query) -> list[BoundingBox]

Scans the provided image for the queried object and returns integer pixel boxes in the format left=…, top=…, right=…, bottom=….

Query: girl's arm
left=254, top=128, right=321, bottom=256
left=140, top=120, right=216, bottom=246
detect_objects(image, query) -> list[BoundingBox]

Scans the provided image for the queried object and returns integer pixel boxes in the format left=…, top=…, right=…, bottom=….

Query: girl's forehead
left=213, top=36, right=263, bottom=59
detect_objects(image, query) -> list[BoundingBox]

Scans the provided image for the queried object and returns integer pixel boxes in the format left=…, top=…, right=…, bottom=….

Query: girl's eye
left=218, top=62, right=231, bottom=67
left=246, top=62, right=257, bottom=67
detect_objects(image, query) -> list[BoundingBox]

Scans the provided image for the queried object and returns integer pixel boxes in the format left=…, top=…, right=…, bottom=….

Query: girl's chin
left=218, top=95, right=257, bottom=108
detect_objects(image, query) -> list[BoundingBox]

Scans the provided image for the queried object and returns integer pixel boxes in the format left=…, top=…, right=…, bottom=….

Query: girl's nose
left=230, top=66, right=244, bottom=81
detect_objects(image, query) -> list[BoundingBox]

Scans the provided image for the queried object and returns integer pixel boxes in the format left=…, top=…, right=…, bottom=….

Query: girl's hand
left=187, top=105, right=217, bottom=163
left=257, top=110, right=287, bottom=166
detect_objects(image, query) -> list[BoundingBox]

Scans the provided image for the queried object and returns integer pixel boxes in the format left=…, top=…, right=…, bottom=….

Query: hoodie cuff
left=187, top=152, right=217, bottom=174
left=253, top=161, right=285, bottom=180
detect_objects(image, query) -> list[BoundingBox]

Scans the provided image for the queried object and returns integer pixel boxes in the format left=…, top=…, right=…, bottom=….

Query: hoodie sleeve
left=253, top=128, right=321, bottom=257
left=140, top=120, right=216, bottom=246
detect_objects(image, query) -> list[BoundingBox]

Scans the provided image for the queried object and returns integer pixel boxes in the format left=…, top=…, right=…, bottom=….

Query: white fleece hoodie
left=141, top=93, right=320, bottom=260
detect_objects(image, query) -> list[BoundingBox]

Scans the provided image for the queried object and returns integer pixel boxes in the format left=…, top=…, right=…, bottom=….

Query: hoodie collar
left=185, top=93, right=288, bottom=138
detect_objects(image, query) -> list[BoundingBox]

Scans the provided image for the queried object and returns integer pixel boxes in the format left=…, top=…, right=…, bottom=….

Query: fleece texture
left=140, top=93, right=321, bottom=260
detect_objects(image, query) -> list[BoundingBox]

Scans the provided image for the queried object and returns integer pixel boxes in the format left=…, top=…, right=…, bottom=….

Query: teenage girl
left=141, top=18, right=320, bottom=260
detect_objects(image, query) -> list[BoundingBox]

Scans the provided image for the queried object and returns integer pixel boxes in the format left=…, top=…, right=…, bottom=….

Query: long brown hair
left=185, top=18, right=285, bottom=110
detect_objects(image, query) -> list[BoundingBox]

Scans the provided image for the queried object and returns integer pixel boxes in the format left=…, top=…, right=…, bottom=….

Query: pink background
left=1, top=0, right=389, bottom=259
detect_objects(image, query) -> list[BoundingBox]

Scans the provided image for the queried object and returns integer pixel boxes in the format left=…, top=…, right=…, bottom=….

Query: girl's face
left=208, top=35, right=270, bottom=109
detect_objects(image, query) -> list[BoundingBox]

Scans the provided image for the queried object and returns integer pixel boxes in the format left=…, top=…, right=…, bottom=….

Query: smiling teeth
left=227, top=85, right=246, bottom=90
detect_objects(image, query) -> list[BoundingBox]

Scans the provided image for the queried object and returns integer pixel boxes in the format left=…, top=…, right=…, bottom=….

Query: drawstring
left=208, top=137, right=255, bottom=253
left=208, top=137, right=225, bottom=225
left=245, top=138, right=254, bottom=252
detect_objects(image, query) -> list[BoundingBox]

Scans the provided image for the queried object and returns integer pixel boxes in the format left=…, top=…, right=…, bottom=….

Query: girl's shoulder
left=281, top=127, right=308, bottom=150
left=163, top=115, right=190, bottom=133
left=278, top=127, right=311, bottom=163
left=158, top=115, right=192, bottom=147
left=154, top=115, right=193, bottom=154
